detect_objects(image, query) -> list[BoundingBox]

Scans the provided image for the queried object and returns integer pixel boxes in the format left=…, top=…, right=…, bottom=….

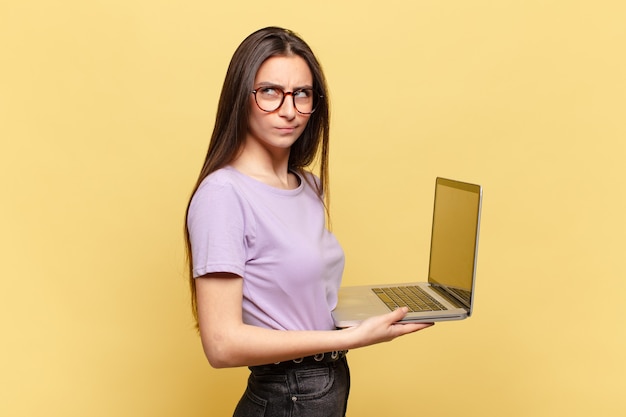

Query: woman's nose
left=277, top=93, right=297, bottom=119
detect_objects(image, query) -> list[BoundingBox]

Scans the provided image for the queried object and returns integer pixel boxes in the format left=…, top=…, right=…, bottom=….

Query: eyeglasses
left=251, top=86, right=322, bottom=114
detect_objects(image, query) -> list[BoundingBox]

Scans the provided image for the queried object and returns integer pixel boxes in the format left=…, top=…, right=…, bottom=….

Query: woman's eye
left=260, top=87, right=280, bottom=97
left=294, top=89, right=311, bottom=98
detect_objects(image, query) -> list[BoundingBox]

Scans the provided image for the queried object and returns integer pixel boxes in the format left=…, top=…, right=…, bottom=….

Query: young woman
left=185, top=26, right=433, bottom=417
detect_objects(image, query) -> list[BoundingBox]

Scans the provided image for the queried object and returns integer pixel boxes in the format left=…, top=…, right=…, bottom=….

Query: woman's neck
left=230, top=143, right=298, bottom=190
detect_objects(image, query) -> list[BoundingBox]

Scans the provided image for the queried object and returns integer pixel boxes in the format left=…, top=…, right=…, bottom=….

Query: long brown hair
left=184, top=27, right=331, bottom=326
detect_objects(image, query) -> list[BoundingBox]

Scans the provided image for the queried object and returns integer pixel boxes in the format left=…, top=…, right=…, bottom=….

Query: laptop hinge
left=430, top=285, right=470, bottom=309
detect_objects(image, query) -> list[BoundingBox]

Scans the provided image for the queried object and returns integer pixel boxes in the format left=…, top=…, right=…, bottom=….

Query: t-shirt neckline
left=224, top=165, right=305, bottom=196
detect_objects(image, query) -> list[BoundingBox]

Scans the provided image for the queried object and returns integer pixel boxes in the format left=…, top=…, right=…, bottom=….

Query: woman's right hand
left=343, top=307, right=434, bottom=349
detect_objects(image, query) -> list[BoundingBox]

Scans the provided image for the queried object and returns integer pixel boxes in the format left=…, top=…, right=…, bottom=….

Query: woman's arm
left=196, top=273, right=433, bottom=368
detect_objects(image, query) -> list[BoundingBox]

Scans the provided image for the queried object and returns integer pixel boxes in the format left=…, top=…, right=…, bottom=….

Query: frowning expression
left=246, top=55, right=313, bottom=155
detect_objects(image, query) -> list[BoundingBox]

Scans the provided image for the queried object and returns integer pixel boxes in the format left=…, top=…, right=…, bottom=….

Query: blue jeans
left=233, top=356, right=350, bottom=417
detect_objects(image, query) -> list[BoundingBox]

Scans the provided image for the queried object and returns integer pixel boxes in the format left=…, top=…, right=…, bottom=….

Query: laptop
left=332, top=177, right=482, bottom=327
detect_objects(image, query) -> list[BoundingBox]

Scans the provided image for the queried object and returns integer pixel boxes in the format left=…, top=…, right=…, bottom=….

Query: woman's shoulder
left=196, top=166, right=243, bottom=190
left=299, top=169, right=319, bottom=181
left=192, top=167, right=246, bottom=204
left=298, top=170, right=322, bottom=195
left=190, top=167, right=252, bottom=218
left=297, top=169, right=320, bottom=186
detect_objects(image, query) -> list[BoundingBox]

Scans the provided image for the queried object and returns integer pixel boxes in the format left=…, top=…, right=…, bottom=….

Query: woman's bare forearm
left=201, top=307, right=431, bottom=368
left=195, top=274, right=433, bottom=368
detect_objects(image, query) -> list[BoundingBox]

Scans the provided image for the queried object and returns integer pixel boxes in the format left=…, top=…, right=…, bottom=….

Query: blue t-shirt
left=187, top=166, right=345, bottom=331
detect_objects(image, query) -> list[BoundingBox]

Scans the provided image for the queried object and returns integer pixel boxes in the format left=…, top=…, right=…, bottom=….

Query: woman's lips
left=275, top=126, right=297, bottom=134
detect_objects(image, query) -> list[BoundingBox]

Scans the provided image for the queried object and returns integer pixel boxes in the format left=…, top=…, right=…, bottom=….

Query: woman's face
left=246, top=55, right=313, bottom=155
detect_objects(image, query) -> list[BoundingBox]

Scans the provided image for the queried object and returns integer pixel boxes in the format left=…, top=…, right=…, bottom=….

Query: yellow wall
left=1, top=1, right=625, bottom=416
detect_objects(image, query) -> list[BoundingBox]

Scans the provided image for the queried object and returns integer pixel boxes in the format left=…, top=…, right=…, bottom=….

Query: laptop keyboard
left=372, top=286, right=447, bottom=312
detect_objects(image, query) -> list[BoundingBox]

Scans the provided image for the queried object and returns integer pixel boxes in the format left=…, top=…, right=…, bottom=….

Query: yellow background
left=2, top=1, right=625, bottom=416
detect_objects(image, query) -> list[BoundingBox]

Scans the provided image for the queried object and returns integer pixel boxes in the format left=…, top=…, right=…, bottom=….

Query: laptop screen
left=427, top=178, right=482, bottom=308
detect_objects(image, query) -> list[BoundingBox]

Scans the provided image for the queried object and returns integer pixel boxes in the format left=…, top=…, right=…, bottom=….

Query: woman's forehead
left=254, top=55, right=313, bottom=87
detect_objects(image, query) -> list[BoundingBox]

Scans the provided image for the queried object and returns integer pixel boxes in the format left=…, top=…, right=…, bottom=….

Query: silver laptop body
left=332, top=177, right=482, bottom=327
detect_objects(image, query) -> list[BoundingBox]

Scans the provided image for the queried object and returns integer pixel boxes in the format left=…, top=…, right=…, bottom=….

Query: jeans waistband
left=252, top=350, right=348, bottom=370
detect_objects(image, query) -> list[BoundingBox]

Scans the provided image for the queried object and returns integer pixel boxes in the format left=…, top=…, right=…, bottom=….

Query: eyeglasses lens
left=254, top=88, right=318, bottom=114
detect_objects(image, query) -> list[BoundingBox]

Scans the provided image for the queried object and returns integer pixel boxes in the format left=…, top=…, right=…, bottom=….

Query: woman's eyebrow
left=255, top=81, right=313, bottom=90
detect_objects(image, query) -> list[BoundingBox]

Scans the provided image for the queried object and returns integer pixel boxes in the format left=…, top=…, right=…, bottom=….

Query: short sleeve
left=187, top=178, right=250, bottom=278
